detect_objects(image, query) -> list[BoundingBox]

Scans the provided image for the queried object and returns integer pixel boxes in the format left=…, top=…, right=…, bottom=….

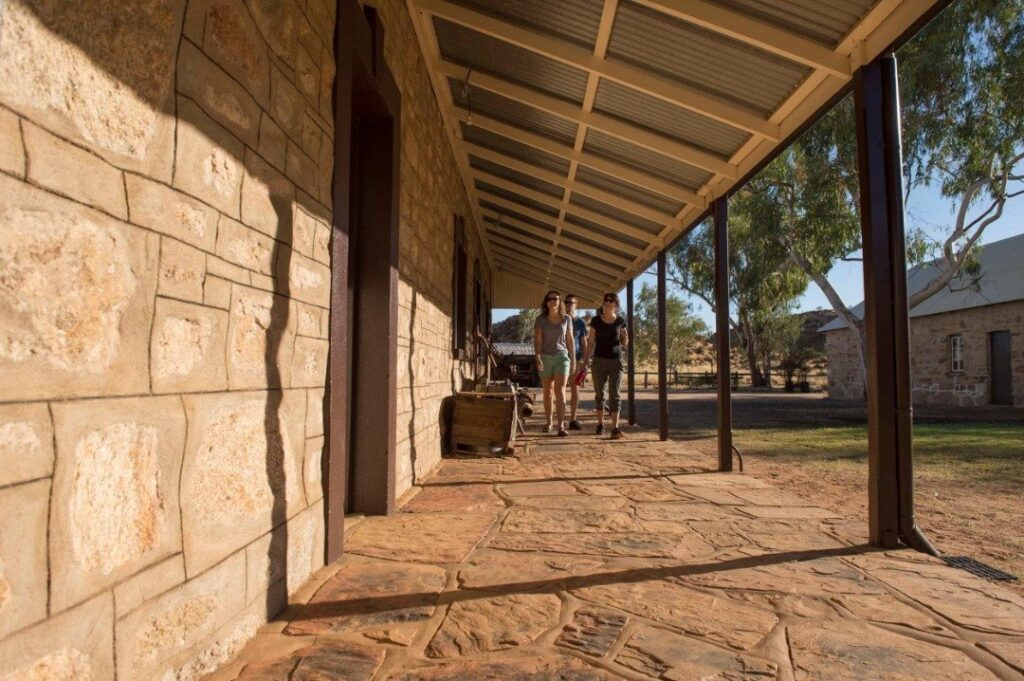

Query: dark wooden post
left=657, top=250, right=668, bottom=441
left=855, top=53, right=935, bottom=553
left=626, top=279, right=636, bottom=425
left=714, top=197, right=732, bottom=472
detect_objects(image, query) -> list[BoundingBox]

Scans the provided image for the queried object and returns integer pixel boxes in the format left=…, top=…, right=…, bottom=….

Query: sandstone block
left=116, top=550, right=246, bottom=681
left=114, top=554, right=186, bottom=620
left=0, top=592, right=114, bottom=681
left=179, top=390, right=306, bottom=575
left=313, top=222, right=332, bottom=265
left=23, top=121, right=127, bottom=219
left=204, top=275, right=233, bottom=309
left=304, top=436, right=325, bottom=503
left=174, top=97, right=244, bottom=217
left=296, top=51, right=321, bottom=110
left=50, top=396, right=186, bottom=612
left=298, top=17, right=323, bottom=67
left=616, top=624, right=776, bottom=679
left=0, top=402, right=54, bottom=487
left=158, top=237, right=206, bottom=303
left=258, top=112, right=288, bottom=172
left=150, top=298, right=229, bottom=393
left=287, top=141, right=319, bottom=197
left=125, top=173, right=219, bottom=251
left=296, top=301, right=322, bottom=336
left=345, top=512, right=495, bottom=564
left=292, top=206, right=319, bottom=258
left=161, top=597, right=266, bottom=681
left=427, top=593, right=562, bottom=658
left=270, top=65, right=304, bottom=139
left=0, top=176, right=158, bottom=401
left=0, top=479, right=49, bottom=639
left=216, top=215, right=276, bottom=274
left=291, top=336, right=329, bottom=388
left=319, top=45, right=336, bottom=119
left=177, top=39, right=261, bottom=148
left=0, top=0, right=181, bottom=182
left=0, top=106, right=24, bottom=176
left=241, top=148, right=296, bottom=238
left=246, top=0, right=300, bottom=66
left=306, top=388, right=325, bottom=437
left=207, top=254, right=252, bottom=285
left=201, top=0, right=271, bottom=106
left=249, top=271, right=276, bottom=292
left=280, top=247, right=331, bottom=308
left=227, top=286, right=297, bottom=389
left=245, top=499, right=324, bottom=603
left=318, top=130, right=334, bottom=205
left=300, top=113, right=322, bottom=160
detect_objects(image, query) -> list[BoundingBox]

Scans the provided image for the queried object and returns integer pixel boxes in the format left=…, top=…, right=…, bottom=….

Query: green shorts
left=539, top=352, right=571, bottom=379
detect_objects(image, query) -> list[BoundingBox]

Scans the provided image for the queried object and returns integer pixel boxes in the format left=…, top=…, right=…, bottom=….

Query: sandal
left=557, top=427, right=568, bottom=437
left=611, top=428, right=625, bottom=440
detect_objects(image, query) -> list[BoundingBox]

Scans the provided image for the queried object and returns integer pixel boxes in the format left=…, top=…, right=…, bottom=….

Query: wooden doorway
left=325, top=0, right=401, bottom=563
left=990, top=330, right=1013, bottom=405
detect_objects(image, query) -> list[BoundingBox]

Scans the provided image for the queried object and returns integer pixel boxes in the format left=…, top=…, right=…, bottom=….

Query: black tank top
left=590, top=315, right=625, bottom=359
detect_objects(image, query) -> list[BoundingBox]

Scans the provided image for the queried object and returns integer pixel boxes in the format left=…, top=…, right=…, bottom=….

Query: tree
left=667, top=206, right=808, bottom=387
left=632, top=282, right=706, bottom=369
left=753, top=0, right=1024, bottom=391
left=490, top=309, right=536, bottom=343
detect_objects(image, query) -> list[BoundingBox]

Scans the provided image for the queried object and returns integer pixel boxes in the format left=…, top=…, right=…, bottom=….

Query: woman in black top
left=582, top=292, right=628, bottom=439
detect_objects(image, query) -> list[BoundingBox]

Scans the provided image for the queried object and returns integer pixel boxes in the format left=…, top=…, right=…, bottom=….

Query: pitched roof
left=493, top=342, right=536, bottom=356
left=820, top=232, right=1024, bottom=332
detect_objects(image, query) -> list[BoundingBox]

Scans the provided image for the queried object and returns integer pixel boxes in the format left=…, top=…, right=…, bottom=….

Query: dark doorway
left=990, top=330, right=1013, bottom=405
left=325, top=0, right=401, bottom=562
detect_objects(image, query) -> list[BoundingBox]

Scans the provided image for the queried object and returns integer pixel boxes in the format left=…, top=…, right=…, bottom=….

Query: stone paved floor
left=210, top=428, right=1024, bottom=680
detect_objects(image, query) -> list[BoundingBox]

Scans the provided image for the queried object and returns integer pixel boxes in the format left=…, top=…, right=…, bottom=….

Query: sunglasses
left=565, top=299, right=577, bottom=305
left=603, top=297, right=616, bottom=303
left=545, top=296, right=560, bottom=302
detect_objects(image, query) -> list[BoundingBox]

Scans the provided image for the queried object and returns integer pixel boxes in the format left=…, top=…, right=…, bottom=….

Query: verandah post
left=714, top=197, right=733, bottom=472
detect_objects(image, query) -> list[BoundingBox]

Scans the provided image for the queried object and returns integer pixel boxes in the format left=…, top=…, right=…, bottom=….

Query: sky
left=493, top=181, right=1024, bottom=327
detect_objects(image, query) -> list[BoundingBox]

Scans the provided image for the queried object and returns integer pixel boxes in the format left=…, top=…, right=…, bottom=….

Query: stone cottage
left=822, top=233, right=1024, bottom=407
left=0, top=0, right=963, bottom=677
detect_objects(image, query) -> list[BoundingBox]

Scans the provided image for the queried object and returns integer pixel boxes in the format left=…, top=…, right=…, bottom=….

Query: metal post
left=854, top=53, right=936, bottom=554
left=657, top=250, right=668, bottom=441
left=626, top=279, right=636, bottom=425
left=714, top=197, right=733, bottom=472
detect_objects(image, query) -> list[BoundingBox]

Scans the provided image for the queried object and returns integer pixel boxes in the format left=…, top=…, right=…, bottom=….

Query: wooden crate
left=451, top=391, right=516, bottom=455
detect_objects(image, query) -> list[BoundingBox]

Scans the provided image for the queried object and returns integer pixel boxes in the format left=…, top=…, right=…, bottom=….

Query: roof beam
left=472, top=170, right=663, bottom=244
left=493, top=251, right=608, bottom=294
left=465, top=142, right=694, bottom=219
left=492, top=237, right=616, bottom=285
left=478, top=193, right=643, bottom=256
left=487, top=227, right=624, bottom=277
left=493, top=245, right=610, bottom=290
left=416, top=0, right=780, bottom=140
left=452, top=109, right=705, bottom=207
left=481, top=210, right=633, bottom=268
left=441, top=61, right=738, bottom=179
left=633, top=0, right=850, bottom=77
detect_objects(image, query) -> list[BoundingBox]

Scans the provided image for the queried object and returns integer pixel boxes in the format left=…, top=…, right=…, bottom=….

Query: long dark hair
left=538, top=290, right=565, bottom=317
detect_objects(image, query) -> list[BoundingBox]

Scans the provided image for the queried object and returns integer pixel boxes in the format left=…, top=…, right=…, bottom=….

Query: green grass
left=736, top=422, right=1024, bottom=488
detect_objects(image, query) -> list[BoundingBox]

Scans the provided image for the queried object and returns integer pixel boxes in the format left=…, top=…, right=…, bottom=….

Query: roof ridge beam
left=633, top=0, right=850, bottom=77
left=440, top=61, right=738, bottom=179
left=416, top=0, right=780, bottom=139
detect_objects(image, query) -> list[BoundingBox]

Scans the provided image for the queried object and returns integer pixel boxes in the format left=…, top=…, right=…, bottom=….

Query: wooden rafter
left=486, top=226, right=624, bottom=277
left=415, top=0, right=781, bottom=139
left=481, top=210, right=633, bottom=268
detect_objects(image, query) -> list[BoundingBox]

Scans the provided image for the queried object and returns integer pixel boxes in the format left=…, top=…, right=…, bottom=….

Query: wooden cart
left=451, top=389, right=517, bottom=456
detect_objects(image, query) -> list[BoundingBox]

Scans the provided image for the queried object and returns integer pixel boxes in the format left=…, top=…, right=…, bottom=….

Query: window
left=452, top=216, right=468, bottom=356
left=950, top=335, right=963, bottom=373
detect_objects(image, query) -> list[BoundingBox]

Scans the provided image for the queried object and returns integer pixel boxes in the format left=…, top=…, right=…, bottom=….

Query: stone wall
left=371, top=0, right=492, bottom=496
left=825, top=300, right=1024, bottom=407
left=0, top=0, right=336, bottom=678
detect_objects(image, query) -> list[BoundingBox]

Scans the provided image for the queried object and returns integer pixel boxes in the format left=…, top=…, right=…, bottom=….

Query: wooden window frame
left=452, top=215, right=468, bottom=358
left=950, top=334, right=963, bottom=373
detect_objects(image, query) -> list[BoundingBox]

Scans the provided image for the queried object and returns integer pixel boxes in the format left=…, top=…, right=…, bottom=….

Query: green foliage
left=490, top=308, right=536, bottom=343
left=632, top=282, right=706, bottom=368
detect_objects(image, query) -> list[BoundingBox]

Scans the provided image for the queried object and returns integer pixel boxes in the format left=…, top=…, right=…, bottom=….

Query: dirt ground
left=627, top=390, right=1024, bottom=596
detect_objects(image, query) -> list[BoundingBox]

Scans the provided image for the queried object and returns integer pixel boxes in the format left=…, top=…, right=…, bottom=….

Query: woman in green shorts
left=533, top=290, right=576, bottom=436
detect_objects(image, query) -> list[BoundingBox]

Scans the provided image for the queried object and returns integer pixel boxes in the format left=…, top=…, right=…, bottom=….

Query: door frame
left=325, top=0, right=402, bottom=563
left=989, top=330, right=1013, bottom=406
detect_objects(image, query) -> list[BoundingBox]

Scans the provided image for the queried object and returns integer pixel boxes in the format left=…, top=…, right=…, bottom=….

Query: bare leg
left=541, top=376, right=554, bottom=429
left=553, top=373, right=568, bottom=429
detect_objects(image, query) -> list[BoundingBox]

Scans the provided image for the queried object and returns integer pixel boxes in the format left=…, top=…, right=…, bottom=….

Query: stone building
left=0, top=0, right=967, bottom=677
left=822, top=233, right=1024, bottom=407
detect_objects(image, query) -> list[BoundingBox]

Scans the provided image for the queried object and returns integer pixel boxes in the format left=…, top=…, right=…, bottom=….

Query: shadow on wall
left=0, top=0, right=334, bottom=665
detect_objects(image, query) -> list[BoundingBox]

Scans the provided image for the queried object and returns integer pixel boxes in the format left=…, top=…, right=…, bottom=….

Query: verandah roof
left=404, top=0, right=950, bottom=307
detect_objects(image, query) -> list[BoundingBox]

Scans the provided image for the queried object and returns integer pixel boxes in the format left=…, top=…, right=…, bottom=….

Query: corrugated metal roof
left=559, top=241, right=632, bottom=268
left=607, top=0, right=812, bottom=117
left=484, top=216, right=556, bottom=245
left=552, top=255, right=613, bottom=282
left=461, top=123, right=571, bottom=175
left=583, top=129, right=712, bottom=189
left=592, top=79, right=751, bottom=158
left=434, top=17, right=589, bottom=104
left=565, top=213, right=649, bottom=251
left=450, top=79, right=579, bottom=144
left=575, top=164, right=684, bottom=216
left=716, top=0, right=877, bottom=47
left=479, top=200, right=558, bottom=233
left=469, top=155, right=565, bottom=198
left=449, top=0, right=605, bottom=50
left=570, top=193, right=664, bottom=235
left=820, top=234, right=1024, bottom=332
left=476, top=180, right=560, bottom=216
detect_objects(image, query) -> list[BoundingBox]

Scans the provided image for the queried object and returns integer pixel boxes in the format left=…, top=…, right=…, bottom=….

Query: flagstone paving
left=209, top=430, right=1024, bottom=680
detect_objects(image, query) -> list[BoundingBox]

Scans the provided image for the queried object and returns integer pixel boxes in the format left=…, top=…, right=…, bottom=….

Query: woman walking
left=565, top=293, right=588, bottom=430
left=583, top=292, right=628, bottom=439
left=534, top=290, right=576, bottom=436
